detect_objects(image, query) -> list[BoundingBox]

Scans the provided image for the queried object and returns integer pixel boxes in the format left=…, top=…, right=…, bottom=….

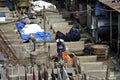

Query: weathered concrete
left=48, top=68, right=75, bottom=76
left=45, top=12, right=59, bottom=15
left=46, top=41, right=84, bottom=56
left=51, top=21, right=71, bottom=34
left=51, top=22, right=69, bottom=29
left=48, top=18, right=66, bottom=25
left=86, top=70, right=107, bottom=80
left=80, top=62, right=107, bottom=74
left=53, top=25, right=73, bottom=34
left=4, top=39, right=22, bottom=44
left=5, top=17, right=18, bottom=21
left=77, top=55, right=97, bottom=65
left=46, top=14, right=63, bottom=21
left=0, top=7, right=10, bottom=13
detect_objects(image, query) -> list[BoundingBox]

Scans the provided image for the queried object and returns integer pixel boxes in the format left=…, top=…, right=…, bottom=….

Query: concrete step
left=5, top=17, right=18, bottom=21
left=80, top=62, right=107, bottom=74
left=46, top=14, right=63, bottom=21
left=2, top=30, right=18, bottom=35
left=2, top=34, right=20, bottom=39
left=4, top=39, right=22, bottom=44
left=77, top=55, right=97, bottom=64
left=0, top=7, right=10, bottom=13
left=0, top=26, right=15, bottom=31
left=48, top=18, right=66, bottom=25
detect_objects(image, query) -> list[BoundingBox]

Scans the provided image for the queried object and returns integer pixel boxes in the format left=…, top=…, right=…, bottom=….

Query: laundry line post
left=110, top=11, right=112, bottom=47
left=43, top=6, right=46, bottom=51
left=117, top=15, right=120, bottom=57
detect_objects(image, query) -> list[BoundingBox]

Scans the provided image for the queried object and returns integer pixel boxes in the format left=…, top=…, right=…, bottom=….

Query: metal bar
left=87, top=0, right=92, bottom=28
left=0, top=34, right=18, bottom=63
left=95, top=17, right=98, bottom=43
left=0, top=29, right=17, bottom=56
left=43, top=6, right=46, bottom=50
left=110, top=11, right=112, bottom=47
left=0, top=29, right=19, bottom=64
left=117, top=14, right=120, bottom=57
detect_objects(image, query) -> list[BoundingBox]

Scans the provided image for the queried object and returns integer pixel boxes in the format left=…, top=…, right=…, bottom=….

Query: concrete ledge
left=86, top=70, right=107, bottom=80
left=80, top=62, right=107, bottom=74
left=48, top=18, right=66, bottom=25
left=77, top=55, right=97, bottom=64
left=51, top=22, right=69, bottom=29
left=47, top=41, right=84, bottom=56
left=46, top=14, right=63, bottom=21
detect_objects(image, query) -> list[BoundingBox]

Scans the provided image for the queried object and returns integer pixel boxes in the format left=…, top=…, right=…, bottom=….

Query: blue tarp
left=20, top=32, right=51, bottom=42
left=95, top=1, right=107, bottom=16
left=6, top=0, right=14, bottom=11
left=35, top=32, right=51, bottom=41
left=16, top=22, right=25, bottom=31
left=20, top=33, right=30, bottom=41
left=0, top=12, right=5, bottom=17
left=16, top=21, right=51, bottom=42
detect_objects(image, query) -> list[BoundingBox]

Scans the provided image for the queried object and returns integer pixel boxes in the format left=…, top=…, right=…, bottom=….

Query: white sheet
left=31, top=0, right=56, bottom=11
left=21, top=24, right=44, bottom=35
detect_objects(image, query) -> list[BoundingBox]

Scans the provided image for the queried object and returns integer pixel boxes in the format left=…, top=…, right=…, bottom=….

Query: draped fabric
left=44, top=66, right=48, bottom=80
left=38, top=68, right=42, bottom=80
left=25, top=67, right=27, bottom=80
left=33, top=67, right=36, bottom=80
left=51, top=68, right=56, bottom=80
left=57, top=68, right=62, bottom=80
left=62, top=67, right=70, bottom=80
left=0, top=67, right=6, bottom=80
left=62, top=52, right=72, bottom=63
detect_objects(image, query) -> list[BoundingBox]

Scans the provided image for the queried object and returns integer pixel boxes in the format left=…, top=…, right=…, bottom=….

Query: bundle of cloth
left=30, top=0, right=56, bottom=12
left=16, top=21, right=51, bottom=42
left=55, top=26, right=81, bottom=42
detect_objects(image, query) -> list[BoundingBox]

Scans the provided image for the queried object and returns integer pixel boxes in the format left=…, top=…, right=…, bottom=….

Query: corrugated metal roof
left=99, top=0, right=120, bottom=13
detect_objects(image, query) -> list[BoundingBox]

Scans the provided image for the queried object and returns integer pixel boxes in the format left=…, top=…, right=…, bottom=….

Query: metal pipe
left=110, top=11, right=112, bottom=47
left=117, top=14, right=120, bottom=57
left=95, top=17, right=98, bottom=43
left=43, top=6, right=46, bottom=50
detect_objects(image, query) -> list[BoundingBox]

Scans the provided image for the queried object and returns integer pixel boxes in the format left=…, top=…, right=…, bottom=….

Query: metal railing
left=0, top=29, right=19, bottom=64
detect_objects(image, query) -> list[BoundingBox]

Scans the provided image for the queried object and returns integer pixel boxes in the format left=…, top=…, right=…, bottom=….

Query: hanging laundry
left=44, top=66, right=48, bottom=80
left=62, top=52, right=72, bottom=63
left=0, top=66, right=6, bottom=80
left=51, top=68, right=56, bottom=80
left=25, top=66, right=27, bottom=80
left=62, top=67, right=70, bottom=80
left=57, top=68, right=62, bottom=80
left=32, top=67, right=36, bottom=80
left=38, top=67, right=42, bottom=80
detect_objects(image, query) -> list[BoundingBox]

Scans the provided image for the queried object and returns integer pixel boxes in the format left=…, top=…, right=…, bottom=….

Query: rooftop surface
left=99, top=0, right=120, bottom=13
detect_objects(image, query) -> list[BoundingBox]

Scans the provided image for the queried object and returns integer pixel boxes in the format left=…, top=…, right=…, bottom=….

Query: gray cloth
left=62, top=67, right=69, bottom=80
left=0, top=67, right=6, bottom=80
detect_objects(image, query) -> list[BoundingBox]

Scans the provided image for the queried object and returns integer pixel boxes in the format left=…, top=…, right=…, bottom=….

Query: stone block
left=80, top=62, right=107, bottom=74
left=77, top=55, right=97, bottom=65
